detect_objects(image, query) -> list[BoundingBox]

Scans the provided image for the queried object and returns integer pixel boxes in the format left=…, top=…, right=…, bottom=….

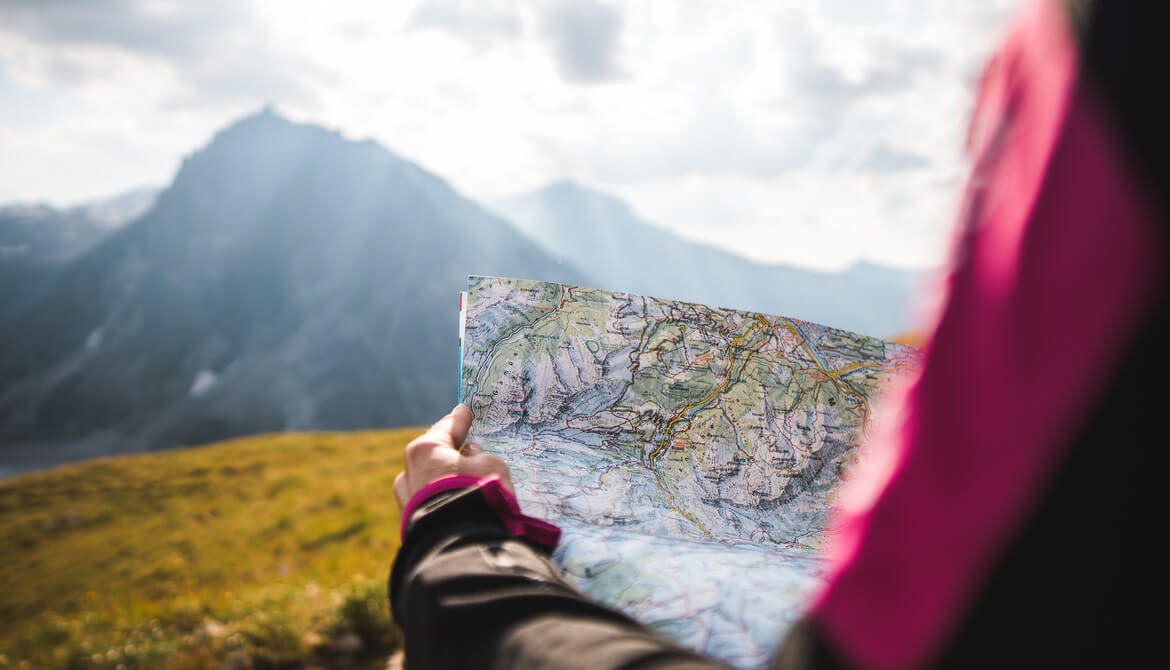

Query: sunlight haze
left=0, top=0, right=1022, bottom=270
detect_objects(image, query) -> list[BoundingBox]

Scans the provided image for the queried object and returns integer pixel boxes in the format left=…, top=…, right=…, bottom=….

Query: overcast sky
left=0, top=0, right=1023, bottom=271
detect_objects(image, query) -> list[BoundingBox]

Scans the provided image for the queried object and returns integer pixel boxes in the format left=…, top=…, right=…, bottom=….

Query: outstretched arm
left=388, top=405, right=737, bottom=670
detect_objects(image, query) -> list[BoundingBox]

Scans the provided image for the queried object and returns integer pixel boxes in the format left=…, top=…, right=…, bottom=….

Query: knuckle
left=467, top=453, right=508, bottom=475
left=404, top=440, right=431, bottom=460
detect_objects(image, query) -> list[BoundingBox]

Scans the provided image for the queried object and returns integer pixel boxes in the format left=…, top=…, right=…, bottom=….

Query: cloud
left=0, top=0, right=239, bottom=66
left=755, top=7, right=946, bottom=115
left=163, top=53, right=324, bottom=111
left=0, top=0, right=1026, bottom=270
left=538, top=0, right=623, bottom=83
left=530, top=0, right=1017, bottom=269
left=787, top=42, right=944, bottom=109
left=407, top=0, right=521, bottom=47
left=0, top=0, right=320, bottom=108
left=857, top=143, right=931, bottom=172
left=405, top=0, right=625, bottom=82
left=536, top=2, right=957, bottom=187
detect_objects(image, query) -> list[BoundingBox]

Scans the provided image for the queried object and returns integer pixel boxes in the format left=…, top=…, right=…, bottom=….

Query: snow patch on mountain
left=189, top=370, right=218, bottom=397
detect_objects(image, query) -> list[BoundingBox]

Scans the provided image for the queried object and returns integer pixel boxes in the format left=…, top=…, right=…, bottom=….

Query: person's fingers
left=425, top=404, right=473, bottom=448
left=393, top=471, right=408, bottom=508
left=493, top=467, right=514, bottom=493
left=492, top=467, right=514, bottom=493
left=460, top=452, right=514, bottom=492
left=406, top=406, right=470, bottom=462
left=447, top=404, right=473, bottom=444
left=403, top=434, right=441, bottom=464
left=461, top=441, right=483, bottom=455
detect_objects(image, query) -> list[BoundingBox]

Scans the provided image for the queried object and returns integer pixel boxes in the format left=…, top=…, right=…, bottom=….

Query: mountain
left=73, top=186, right=160, bottom=228
left=0, top=187, right=157, bottom=324
left=0, top=109, right=584, bottom=466
left=488, top=180, right=924, bottom=336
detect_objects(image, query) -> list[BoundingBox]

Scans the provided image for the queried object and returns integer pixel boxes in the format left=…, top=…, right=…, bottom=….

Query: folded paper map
left=459, top=276, right=921, bottom=669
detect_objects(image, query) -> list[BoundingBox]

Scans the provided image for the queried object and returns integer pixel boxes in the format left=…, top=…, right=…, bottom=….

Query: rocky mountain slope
left=0, top=110, right=583, bottom=465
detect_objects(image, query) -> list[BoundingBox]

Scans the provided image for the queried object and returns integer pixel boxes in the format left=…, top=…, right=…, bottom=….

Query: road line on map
left=648, top=319, right=767, bottom=468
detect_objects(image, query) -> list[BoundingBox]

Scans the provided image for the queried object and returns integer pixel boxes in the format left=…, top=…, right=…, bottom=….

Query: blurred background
left=0, top=1, right=1021, bottom=667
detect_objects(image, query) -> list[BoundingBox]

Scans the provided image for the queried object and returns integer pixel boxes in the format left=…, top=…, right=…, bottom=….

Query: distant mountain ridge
left=0, top=187, right=158, bottom=324
left=488, top=180, right=922, bottom=336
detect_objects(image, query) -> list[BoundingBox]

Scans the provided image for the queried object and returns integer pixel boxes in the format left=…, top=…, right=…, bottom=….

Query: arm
left=388, top=405, right=732, bottom=670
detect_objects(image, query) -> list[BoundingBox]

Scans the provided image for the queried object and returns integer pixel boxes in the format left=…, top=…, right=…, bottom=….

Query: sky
left=0, top=0, right=1023, bottom=271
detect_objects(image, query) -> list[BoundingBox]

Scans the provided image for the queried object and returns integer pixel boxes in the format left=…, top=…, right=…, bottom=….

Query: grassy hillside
left=0, top=428, right=421, bottom=670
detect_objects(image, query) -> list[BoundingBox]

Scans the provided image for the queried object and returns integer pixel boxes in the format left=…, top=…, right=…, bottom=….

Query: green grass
left=0, top=428, right=422, bottom=669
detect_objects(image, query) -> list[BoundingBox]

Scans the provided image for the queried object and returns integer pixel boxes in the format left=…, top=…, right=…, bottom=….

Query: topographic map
left=460, top=276, right=920, bottom=669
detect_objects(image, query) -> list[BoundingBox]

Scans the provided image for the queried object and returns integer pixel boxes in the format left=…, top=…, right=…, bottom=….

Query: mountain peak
left=189, top=108, right=418, bottom=183
left=230, top=104, right=292, bottom=129
left=532, top=180, right=636, bottom=221
left=208, top=106, right=305, bottom=148
left=166, top=109, right=374, bottom=213
left=541, top=179, right=587, bottom=195
left=540, top=179, right=609, bottom=202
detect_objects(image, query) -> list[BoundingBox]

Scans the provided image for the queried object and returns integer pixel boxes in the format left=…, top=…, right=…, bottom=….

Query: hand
left=394, top=404, right=514, bottom=508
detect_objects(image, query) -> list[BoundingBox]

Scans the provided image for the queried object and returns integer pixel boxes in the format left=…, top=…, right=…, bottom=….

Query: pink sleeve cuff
left=399, top=474, right=562, bottom=549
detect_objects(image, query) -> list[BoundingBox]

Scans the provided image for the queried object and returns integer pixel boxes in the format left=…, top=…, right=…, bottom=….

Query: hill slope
left=0, top=188, right=156, bottom=326
left=0, top=110, right=585, bottom=465
left=0, top=427, right=418, bottom=669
